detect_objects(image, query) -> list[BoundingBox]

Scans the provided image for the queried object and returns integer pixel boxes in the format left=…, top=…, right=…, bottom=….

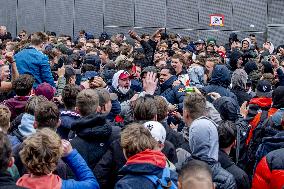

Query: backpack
left=143, top=167, right=177, bottom=189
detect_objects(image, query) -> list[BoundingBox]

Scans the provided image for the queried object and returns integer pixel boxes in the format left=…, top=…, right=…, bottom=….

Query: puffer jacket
left=158, top=75, right=185, bottom=112
left=17, top=150, right=99, bottom=189
left=202, top=65, right=238, bottom=103
left=252, top=148, right=284, bottom=189
left=70, top=113, right=121, bottom=170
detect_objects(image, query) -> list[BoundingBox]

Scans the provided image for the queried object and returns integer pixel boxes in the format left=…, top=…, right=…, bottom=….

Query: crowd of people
left=0, top=24, right=284, bottom=189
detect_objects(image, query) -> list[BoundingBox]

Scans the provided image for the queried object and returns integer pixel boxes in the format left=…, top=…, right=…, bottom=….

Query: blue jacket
left=159, top=76, right=185, bottom=112
left=202, top=65, right=238, bottom=103
left=57, top=111, right=81, bottom=139
left=62, top=149, right=99, bottom=189
left=14, top=47, right=55, bottom=88
left=115, top=149, right=178, bottom=189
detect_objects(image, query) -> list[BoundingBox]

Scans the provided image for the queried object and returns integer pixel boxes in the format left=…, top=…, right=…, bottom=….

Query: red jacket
left=252, top=148, right=284, bottom=189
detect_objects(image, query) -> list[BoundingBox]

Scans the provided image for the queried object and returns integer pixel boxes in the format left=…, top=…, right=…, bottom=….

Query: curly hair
left=12, top=74, right=34, bottom=96
left=154, top=96, right=168, bottom=121
left=20, top=128, right=62, bottom=176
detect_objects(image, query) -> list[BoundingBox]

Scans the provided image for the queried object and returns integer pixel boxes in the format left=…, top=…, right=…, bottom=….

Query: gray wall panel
left=45, top=0, right=74, bottom=36
left=232, top=0, right=267, bottom=31
left=268, top=0, right=284, bottom=24
left=0, top=0, right=17, bottom=37
left=74, top=0, right=103, bottom=36
left=135, top=0, right=166, bottom=27
left=199, top=0, right=233, bottom=30
left=267, top=27, right=284, bottom=48
left=104, top=0, right=134, bottom=27
left=17, top=0, right=45, bottom=33
left=166, top=0, right=198, bottom=29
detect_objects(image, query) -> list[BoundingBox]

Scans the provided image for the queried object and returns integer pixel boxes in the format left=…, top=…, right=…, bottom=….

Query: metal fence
left=0, top=0, right=283, bottom=46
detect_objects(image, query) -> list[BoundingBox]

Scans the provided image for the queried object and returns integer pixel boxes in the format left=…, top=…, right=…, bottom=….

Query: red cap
left=119, top=71, right=130, bottom=80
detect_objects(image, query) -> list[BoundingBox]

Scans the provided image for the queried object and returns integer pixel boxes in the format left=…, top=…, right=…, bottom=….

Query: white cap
left=143, top=121, right=166, bottom=144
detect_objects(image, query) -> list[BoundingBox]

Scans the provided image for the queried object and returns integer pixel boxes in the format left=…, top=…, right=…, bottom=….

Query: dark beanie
left=272, top=86, right=284, bottom=109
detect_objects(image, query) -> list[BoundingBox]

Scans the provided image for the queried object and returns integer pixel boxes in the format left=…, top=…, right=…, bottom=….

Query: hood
left=231, top=69, right=248, bottom=90
left=213, top=97, right=239, bottom=121
left=120, top=149, right=166, bottom=175
left=18, top=113, right=36, bottom=137
left=209, top=65, right=231, bottom=88
left=112, top=70, right=131, bottom=92
left=271, top=109, right=284, bottom=127
left=0, top=171, right=18, bottom=187
left=160, top=75, right=177, bottom=92
left=71, top=113, right=112, bottom=140
left=260, top=131, right=284, bottom=154
left=17, top=174, right=61, bottom=189
left=249, top=97, right=272, bottom=108
left=229, top=50, right=242, bottom=71
left=241, top=38, right=252, bottom=47
left=189, top=117, right=219, bottom=162
left=71, top=113, right=107, bottom=130
left=272, top=86, right=284, bottom=109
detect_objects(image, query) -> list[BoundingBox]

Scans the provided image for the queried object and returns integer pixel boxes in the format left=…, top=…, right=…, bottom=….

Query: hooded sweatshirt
left=18, top=113, right=36, bottom=137
left=188, top=116, right=237, bottom=189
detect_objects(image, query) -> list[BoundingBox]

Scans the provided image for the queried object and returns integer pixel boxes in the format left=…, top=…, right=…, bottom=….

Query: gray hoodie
left=189, top=116, right=219, bottom=161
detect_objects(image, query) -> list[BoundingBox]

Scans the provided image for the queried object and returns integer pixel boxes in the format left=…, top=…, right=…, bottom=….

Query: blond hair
left=20, top=128, right=62, bottom=176
left=121, top=123, right=157, bottom=158
left=0, top=105, right=11, bottom=132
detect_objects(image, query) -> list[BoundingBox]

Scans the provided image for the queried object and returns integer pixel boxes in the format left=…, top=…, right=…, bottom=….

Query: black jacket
left=231, top=88, right=252, bottom=107
left=160, top=119, right=186, bottom=149
left=0, top=171, right=27, bottom=189
left=219, top=150, right=250, bottom=189
left=70, top=113, right=121, bottom=170
left=94, top=138, right=177, bottom=189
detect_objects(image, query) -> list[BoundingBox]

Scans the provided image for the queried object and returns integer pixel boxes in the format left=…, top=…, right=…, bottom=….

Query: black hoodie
left=70, top=113, right=120, bottom=170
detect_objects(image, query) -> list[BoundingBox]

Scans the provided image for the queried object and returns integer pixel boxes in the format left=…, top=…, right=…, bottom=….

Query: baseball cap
left=256, top=80, right=272, bottom=97
left=119, top=71, right=130, bottom=80
left=82, top=71, right=99, bottom=81
left=143, top=121, right=166, bottom=144
left=95, top=88, right=118, bottom=106
left=207, top=38, right=216, bottom=46
left=194, top=39, right=205, bottom=45
left=34, top=82, right=55, bottom=101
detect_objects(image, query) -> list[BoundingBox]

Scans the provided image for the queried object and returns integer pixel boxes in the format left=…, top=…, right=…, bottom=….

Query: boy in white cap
left=143, top=121, right=176, bottom=171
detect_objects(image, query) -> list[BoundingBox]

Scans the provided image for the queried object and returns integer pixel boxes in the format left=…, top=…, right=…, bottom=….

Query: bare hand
left=171, top=111, right=182, bottom=120
left=170, top=122, right=178, bottom=130
left=62, top=139, right=73, bottom=157
left=208, top=92, right=221, bottom=101
left=172, top=80, right=181, bottom=87
left=240, top=101, right=248, bottom=118
left=57, top=67, right=65, bottom=77
left=142, top=72, right=158, bottom=95
left=89, top=76, right=107, bottom=88
left=128, top=30, right=141, bottom=41
left=5, top=51, right=15, bottom=63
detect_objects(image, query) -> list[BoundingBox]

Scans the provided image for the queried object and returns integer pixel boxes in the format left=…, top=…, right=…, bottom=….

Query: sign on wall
left=209, top=14, right=224, bottom=26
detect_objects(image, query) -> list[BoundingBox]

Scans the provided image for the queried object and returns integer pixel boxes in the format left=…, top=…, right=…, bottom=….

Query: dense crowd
left=0, top=24, right=284, bottom=189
